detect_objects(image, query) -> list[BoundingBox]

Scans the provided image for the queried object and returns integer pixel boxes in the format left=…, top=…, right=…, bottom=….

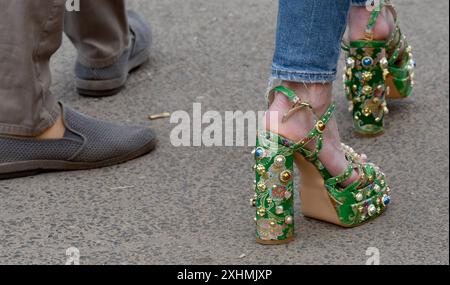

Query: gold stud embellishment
left=362, top=71, right=373, bottom=82
left=362, top=107, right=372, bottom=117
left=386, top=187, right=391, bottom=194
left=257, top=207, right=266, bottom=217
left=383, top=69, right=390, bottom=80
left=280, top=170, right=292, bottom=184
left=316, top=121, right=326, bottom=133
left=346, top=68, right=353, bottom=80
left=256, top=164, right=266, bottom=175
left=257, top=182, right=267, bottom=192
left=363, top=85, right=373, bottom=95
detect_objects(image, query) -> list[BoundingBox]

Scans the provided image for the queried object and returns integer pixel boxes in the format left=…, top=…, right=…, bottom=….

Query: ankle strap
left=291, top=102, right=336, bottom=162
left=364, top=0, right=383, bottom=40
left=269, top=86, right=299, bottom=104
left=268, top=86, right=313, bottom=123
left=364, top=0, right=398, bottom=41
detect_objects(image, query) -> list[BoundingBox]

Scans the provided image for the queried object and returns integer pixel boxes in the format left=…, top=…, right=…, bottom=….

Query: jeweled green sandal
left=342, top=0, right=415, bottom=136
left=252, top=86, right=391, bottom=244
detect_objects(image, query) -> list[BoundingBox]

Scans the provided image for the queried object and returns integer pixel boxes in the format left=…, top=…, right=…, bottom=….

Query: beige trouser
left=0, top=0, right=129, bottom=136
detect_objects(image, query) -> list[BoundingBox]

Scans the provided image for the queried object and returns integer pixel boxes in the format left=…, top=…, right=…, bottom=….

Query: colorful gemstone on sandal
left=382, top=194, right=391, bottom=206
left=276, top=206, right=284, bottom=215
left=343, top=11, right=414, bottom=134
left=368, top=204, right=377, bottom=217
left=356, top=192, right=364, bottom=202
left=362, top=56, right=374, bottom=67
left=255, top=147, right=264, bottom=159
left=274, top=155, right=286, bottom=167
left=285, top=216, right=293, bottom=225
left=254, top=131, right=295, bottom=243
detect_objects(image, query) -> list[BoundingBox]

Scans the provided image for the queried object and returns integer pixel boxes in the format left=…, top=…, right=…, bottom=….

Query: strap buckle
left=282, top=102, right=312, bottom=123
left=268, top=86, right=313, bottom=123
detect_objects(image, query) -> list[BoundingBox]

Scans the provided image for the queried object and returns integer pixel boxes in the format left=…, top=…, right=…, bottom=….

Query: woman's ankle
left=348, top=6, right=395, bottom=41
left=265, top=81, right=359, bottom=185
left=281, top=81, right=333, bottom=116
left=265, top=81, right=333, bottom=142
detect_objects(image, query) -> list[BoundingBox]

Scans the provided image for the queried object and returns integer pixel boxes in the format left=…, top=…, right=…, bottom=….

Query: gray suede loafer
left=0, top=103, right=157, bottom=179
left=75, top=10, right=152, bottom=97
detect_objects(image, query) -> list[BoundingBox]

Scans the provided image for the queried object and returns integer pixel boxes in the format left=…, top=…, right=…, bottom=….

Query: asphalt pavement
left=0, top=0, right=448, bottom=265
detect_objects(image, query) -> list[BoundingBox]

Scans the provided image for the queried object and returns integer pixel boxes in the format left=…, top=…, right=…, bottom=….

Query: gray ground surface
left=0, top=0, right=448, bottom=265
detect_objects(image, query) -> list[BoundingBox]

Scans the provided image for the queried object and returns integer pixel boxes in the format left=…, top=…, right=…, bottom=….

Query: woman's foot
left=265, top=82, right=359, bottom=186
left=348, top=6, right=395, bottom=41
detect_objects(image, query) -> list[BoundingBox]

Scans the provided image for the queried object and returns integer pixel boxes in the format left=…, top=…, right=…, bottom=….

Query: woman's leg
left=348, top=0, right=395, bottom=41
left=266, top=0, right=357, bottom=183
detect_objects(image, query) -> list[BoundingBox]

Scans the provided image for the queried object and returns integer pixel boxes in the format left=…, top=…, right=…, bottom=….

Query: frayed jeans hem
left=271, top=69, right=336, bottom=84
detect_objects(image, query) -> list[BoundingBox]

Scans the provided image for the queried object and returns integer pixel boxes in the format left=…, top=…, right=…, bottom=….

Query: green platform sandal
left=342, top=0, right=415, bottom=136
left=252, top=86, right=391, bottom=244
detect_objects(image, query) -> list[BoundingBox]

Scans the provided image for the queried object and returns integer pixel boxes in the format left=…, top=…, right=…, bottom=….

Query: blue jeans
left=272, top=0, right=369, bottom=83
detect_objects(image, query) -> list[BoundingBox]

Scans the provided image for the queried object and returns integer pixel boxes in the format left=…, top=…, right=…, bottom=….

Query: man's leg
left=64, top=0, right=129, bottom=68
left=0, top=0, right=65, bottom=137
left=0, top=0, right=156, bottom=179
left=64, top=0, right=152, bottom=96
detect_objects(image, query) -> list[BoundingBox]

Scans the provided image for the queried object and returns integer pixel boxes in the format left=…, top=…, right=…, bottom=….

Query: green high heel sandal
left=342, top=0, right=415, bottom=136
left=252, top=86, right=391, bottom=244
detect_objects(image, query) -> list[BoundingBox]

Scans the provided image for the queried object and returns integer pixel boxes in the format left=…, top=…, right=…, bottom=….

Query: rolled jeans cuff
left=271, top=66, right=336, bottom=84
